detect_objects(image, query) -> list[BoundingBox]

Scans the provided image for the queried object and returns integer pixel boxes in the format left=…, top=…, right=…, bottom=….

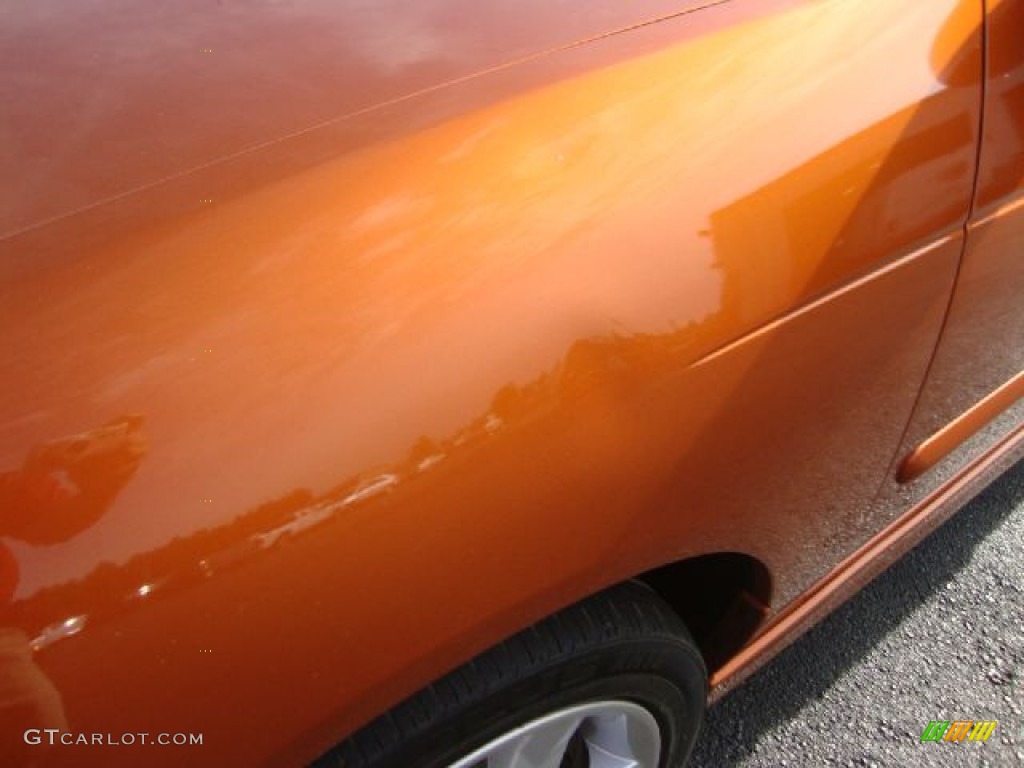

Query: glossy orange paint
left=1, top=0, right=1017, bottom=766
left=713, top=412, right=1024, bottom=698
left=898, top=370, right=1024, bottom=483
left=879, top=0, right=1024, bottom=515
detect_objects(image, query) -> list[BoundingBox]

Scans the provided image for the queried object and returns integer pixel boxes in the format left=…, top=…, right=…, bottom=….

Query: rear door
left=882, top=0, right=1024, bottom=505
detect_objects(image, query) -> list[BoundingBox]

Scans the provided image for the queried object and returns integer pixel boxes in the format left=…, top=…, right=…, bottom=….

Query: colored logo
left=920, top=720, right=997, bottom=743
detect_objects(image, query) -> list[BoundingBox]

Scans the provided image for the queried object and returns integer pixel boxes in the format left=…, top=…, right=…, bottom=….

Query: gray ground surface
left=691, top=459, right=1024, bottom=767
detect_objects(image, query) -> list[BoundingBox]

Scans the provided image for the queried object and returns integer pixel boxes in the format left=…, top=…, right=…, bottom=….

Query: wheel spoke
left=484, top=712, right=582, bottom=768
left=446, top=701, right=661, bottom=768
left=584, top=708, right=659, bottom=768
left=586, top=743, right=639, bottom=768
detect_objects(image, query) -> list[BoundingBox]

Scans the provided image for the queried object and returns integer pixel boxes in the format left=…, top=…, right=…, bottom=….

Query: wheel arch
left=632, top=551, right=773, bottom=674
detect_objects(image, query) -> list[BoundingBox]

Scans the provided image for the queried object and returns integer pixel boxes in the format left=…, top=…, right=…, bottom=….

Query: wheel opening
left=635, top=552, right=772, bottom=674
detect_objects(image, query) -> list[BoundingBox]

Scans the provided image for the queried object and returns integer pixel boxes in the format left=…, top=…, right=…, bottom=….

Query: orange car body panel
left=881, top=0, right=1024, bottom=509
left=1, top=0, right=1019, bottom=765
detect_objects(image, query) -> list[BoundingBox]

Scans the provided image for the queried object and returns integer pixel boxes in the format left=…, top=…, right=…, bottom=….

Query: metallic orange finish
left=877, top=0, right=1024, bottom=512
left=2, top=0, right=1018, bottom=766
left=898, top=370, right=1024, bottom=482
left=975, top=0, right=1024, bottom=214
left=714, top=416, right=1024, bottom=698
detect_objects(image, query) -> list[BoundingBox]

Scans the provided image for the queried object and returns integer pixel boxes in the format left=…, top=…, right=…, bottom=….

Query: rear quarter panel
left=0, top=0, right=983, bottom=764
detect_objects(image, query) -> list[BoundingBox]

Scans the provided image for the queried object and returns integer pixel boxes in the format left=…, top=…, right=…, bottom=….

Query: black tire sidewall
left=380, top=637, right=706, bottom=768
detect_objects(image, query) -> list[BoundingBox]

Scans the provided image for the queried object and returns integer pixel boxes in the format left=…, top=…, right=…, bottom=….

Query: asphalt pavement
left=691, top=458, right=1024, bottom=767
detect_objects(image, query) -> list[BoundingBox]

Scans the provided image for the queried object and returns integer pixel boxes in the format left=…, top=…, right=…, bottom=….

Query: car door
left=877, top=0, right=1024, bottom=512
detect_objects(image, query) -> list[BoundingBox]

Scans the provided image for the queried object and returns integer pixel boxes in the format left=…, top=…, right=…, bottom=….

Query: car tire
left=316, top=581, right=708, bottom=768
